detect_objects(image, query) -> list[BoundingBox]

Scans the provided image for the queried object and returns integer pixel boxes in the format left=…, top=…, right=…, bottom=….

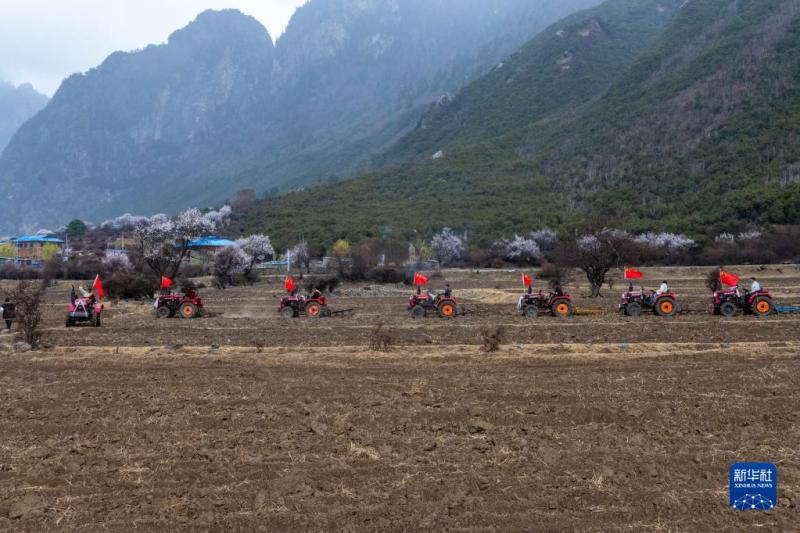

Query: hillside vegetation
left=240, top=0, right=800, bottom=248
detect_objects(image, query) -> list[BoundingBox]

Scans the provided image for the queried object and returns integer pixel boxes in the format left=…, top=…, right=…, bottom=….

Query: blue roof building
left=185, top=236, right=236, bottom=249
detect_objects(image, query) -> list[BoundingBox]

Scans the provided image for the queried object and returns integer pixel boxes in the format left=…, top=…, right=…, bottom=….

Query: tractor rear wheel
left=306, top=302, right=323, bottom=319
left=625, top=302, right=642, bottom=317
left=552, top=301, right=574, bottom=318
left=656, top=298, right=677, bottom=317
left=523, top=306, right=539, bottom=318
left=438, top=302, right=456, bottom=319
left=410, top=306, right=426, bottom=319
left=280, top=307, right=296, bottom=319
left=156, top=306, right=171, bottom=319
left=180, top=302, right=198, bottom=319
left=752, top=297, right=773, bottom=317
left=719, top=301, right=738, bottom=318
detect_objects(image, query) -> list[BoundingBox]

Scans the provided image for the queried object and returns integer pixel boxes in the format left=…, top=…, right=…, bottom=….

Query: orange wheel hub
left=757, top=301, right=770, bottom=313
left=441, top=304, right=454, bottom=317
left=660, top=301, right=673, bottom=314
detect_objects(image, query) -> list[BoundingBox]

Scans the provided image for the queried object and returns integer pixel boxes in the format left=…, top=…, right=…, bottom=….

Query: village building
left=9, top=235, right=65, bottom=260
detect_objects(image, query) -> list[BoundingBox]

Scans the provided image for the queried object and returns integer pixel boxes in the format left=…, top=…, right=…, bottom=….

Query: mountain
left=0, top=81, right=48, bottom=155
left=0, top=0, right=602, bottom=233
left=239, top=0, right=694, bottom=246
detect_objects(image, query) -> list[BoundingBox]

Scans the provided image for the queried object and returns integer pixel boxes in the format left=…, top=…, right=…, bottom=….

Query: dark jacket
left=2, top=302, right=15, bottom=319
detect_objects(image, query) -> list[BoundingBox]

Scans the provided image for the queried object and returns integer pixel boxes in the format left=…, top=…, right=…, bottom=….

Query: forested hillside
left=240, top=0, right=800, bottom=248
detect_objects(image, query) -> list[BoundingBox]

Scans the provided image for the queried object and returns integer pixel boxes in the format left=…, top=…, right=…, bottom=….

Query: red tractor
left=619, top=290, right=679, bottom=317
left=279, top=292, right=330, bottom=319
left=518, top=290, right=575, bottom=318
left=711, top=288, right=774, bottom=317
left=407, top=292, right=459, bottom=319
left=155, top=287, right=203, bottom=319
left=66, top=297, right=104, bottom=327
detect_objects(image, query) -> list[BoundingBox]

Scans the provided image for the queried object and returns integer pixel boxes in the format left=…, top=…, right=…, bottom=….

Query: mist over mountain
left=0, top=0, right=601, bottom=233
left=0, top=80, right=48, bottom=155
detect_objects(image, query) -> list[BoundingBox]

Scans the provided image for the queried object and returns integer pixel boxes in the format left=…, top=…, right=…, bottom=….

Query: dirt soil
left=0, top=266, right=798, bottom=530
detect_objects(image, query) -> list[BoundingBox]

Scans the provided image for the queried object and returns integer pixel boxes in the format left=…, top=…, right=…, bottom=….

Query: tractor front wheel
left=719, top=301, right=738, bottom=318
left=656, top=298, right=677, bottom=317
left=410, top=306, right=426, bottom=319
left=156, top=306, right=171, bottom=319
left=552, top=301, right=574, bottom=318
left=625, top=302, right=642, bottom=317
left=752, top=297, right=773, bottom=317
left=523, top=306, right=538, bottom=318
left=180, top=302, right=198, bottom=319
left=280, top=307, right=296, bottom=319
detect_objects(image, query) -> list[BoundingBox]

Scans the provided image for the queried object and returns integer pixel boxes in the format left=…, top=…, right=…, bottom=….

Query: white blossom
left=204, top=205, right=233, bottom=226
left=431, top=228, right=464, bottom=265
left=634, top=232, right=696, bottom=250
left=215, top=245, right=250, bottom=275
left=100, top=213, right=148, bottom=230
left=103, top=250, right=132, bottom=271
left=737, top=230, right=761, bottom=241
left=496, top=235, right=542, bottom=264
left=529, top=229, right=558, bottom=251
left=714, top=232, right=736, bottom=244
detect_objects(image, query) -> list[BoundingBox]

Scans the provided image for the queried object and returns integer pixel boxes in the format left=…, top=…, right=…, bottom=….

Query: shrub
left=366, top=267, right=405, bottom=284
left=0, top=263, right=41, bottom=280
left=302, top=276, right=340, bottom=293
left=480, top=326, right=503, bottom=353
left=104, top=272, right=156, bottom=300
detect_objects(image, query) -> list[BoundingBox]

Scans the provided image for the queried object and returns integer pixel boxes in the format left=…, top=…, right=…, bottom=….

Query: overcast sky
left=0, top=1, right=307, bottom=96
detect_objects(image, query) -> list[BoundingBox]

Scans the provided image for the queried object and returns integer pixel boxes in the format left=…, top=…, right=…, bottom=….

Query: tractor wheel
left=306, top=302, right=323, bottom=319
left=180, top=302, right=198, bottom=319
left=719, top=301, right=738, bottom=318
left=552, top=301, right=575, bottom=318
left=409, top=306, right=426, bottom=319
left=752, top=297, right=773, bottom=317
left=280, top=307, right=296, bottom=319
left=65, top=316, right=74, bottom=328
left=156, top=306, right=171, bottom=319
left=625, top=302, right=642, bottom=317
left=438, top=302, right=457, bottom=319
left=656, top=298, right=677, bottom=317
left=523, top=306, right=539, bottom=318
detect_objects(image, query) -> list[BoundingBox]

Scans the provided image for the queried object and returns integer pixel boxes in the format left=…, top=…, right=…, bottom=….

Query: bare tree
left=560, top=230, right=631, bottom=298
left=9, top=281, right=46, bottom=348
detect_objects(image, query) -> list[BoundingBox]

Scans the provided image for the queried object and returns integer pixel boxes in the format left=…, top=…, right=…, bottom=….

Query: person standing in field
left=2, top=297, right=15, bottom=330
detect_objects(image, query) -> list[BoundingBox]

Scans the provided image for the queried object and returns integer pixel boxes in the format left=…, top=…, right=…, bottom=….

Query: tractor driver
left=444, top=284, right=453, bottom=298
left=750, top=277, right=762, bottom=293
left=649, top=280, right=669, bottom=305
left=310, top=287, right=322, bottom=300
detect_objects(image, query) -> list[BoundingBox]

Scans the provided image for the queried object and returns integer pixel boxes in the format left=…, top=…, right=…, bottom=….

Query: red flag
left=161, top=276, right=173, bottom=289
left=522, top=273, right=532, bottom=287
left=413, top=272, right=429, bottom=286
left=285, top=276, right=296, bottom=293
left=720, top=271, right=740, bottom=287
left=624, top=268, right=644, bottom=280
left=92, top=275, right=105, bottom=300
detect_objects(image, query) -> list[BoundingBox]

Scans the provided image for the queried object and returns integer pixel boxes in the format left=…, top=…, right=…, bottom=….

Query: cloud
left=0, top=0, right=306, bottom=95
